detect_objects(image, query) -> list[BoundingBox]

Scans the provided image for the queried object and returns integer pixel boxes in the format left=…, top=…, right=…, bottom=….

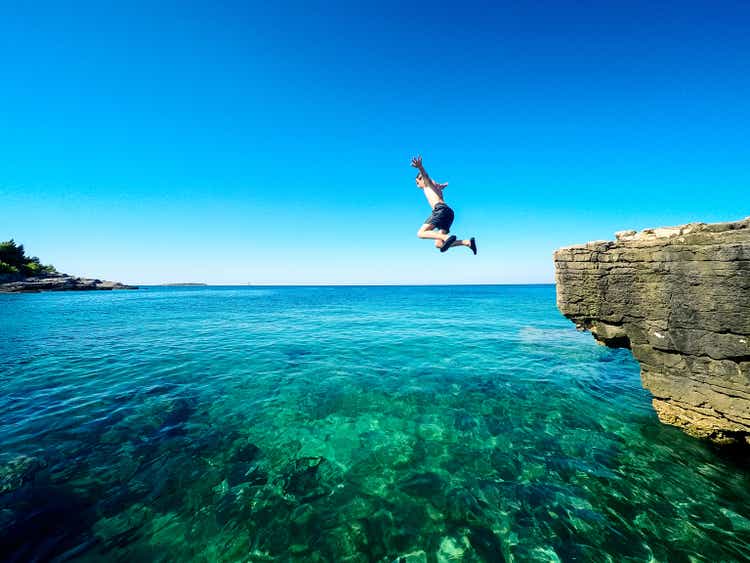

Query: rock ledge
left=0, top=273, right=138, bottom=293
left=554, top=217, right=750, bottom=445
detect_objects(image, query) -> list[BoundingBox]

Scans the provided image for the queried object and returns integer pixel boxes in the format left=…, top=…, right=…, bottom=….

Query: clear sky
left=2, top=1, right=748, bottom=284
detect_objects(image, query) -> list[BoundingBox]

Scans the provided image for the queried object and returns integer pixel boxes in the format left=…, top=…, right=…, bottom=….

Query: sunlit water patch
left=1, top=286, right=748, bottom=561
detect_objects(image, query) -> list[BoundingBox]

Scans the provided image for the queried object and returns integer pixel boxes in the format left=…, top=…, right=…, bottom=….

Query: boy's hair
left=416, top=172, right=423, bottom=180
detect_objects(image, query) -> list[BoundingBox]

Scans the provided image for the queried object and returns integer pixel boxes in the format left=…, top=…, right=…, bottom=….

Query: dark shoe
left=440, top=235, right=457, bottom=253
left=470, top=237, right=477, bottom=255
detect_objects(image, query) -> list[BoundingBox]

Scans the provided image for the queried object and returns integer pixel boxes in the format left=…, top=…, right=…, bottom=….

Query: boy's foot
left=470, top=237, right=477, bottom=255
left=440, top=235, right=457, bottom=252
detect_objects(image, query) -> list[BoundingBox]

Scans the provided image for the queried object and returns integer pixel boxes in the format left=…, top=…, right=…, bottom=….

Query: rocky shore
left=554, top=217, right=750, bottom=446
left=0, top=273, right=138, bottom=293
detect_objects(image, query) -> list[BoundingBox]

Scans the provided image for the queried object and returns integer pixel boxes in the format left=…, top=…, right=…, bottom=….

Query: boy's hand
left=410, top=155, right=423, bottom=169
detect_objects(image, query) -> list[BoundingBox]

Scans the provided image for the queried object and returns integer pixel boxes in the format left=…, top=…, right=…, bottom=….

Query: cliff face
left=554, top=217, right=750, bottom=445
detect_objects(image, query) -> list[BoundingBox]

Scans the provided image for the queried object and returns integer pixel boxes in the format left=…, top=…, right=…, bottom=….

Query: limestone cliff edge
left=554, top=217, right=750, bottom=445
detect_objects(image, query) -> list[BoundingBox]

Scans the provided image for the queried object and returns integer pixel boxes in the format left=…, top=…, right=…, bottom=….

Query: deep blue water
left=1, top=285, right=748, bottom=562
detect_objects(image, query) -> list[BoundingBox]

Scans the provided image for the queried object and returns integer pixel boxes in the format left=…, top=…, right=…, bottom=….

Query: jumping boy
left=411, top=155, right=477, bottom=254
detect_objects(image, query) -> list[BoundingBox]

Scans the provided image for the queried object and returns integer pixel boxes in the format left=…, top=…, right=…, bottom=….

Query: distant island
left=0, top=239, right=137, bottom=293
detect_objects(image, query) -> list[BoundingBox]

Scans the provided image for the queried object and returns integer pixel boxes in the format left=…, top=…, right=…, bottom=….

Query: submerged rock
left=0, top=455, right=46, bottom=494
left=437, top=536, right=470, bottom=562
left=468, top=526, right=506, bottom=562
left=554, top=217, right=750, bottom=445
left=398, top=472, right=445, bottom=498
left=391, top=550, right=428, bottom=563
left=277, top=456, right=330, bottom=503
left=232, top=442, right=261, bottom=463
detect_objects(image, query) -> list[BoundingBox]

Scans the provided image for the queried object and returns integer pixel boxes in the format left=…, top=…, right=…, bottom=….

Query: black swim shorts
left=424, top=202, right=455, bottom=232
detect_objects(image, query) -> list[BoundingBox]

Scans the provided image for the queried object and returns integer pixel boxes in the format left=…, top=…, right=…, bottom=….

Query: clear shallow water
left=1, top=285, right=749, bottom=562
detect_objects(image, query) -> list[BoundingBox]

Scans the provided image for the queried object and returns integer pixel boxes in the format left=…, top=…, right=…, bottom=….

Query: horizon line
left=142, top=282, right=557, bottom=287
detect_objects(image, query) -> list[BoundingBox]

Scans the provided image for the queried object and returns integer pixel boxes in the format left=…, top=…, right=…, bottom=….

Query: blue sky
left=2, top=1, right=748, bottom=284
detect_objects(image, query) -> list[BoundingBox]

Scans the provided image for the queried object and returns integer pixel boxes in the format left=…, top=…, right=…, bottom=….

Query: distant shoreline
left=0, top=274, right=138, bottom=293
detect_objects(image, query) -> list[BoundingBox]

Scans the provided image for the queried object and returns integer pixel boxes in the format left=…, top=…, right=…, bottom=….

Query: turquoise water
left=1, top=285, right=749, bottom=562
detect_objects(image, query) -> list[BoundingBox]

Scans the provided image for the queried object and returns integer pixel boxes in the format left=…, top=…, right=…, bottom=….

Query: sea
left=1, top=285, right=748, bottom=562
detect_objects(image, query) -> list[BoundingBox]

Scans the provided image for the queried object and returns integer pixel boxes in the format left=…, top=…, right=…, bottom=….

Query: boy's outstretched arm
left=411, top=155, right=433, bottom=187
left=411, top=155, right=448, bottom=189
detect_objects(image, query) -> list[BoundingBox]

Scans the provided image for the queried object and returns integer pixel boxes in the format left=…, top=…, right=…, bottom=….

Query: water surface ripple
left=1, top=286, right=748, bottom=561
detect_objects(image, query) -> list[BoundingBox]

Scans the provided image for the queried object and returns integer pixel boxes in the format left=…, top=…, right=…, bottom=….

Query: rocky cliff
left=554, top=217, right=750, bottom=445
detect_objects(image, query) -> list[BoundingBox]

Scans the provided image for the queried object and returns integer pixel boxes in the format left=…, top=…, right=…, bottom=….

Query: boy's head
left=415, top=172, right=427, bottom=189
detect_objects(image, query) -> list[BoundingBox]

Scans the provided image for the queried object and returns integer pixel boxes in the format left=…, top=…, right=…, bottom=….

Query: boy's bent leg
left=434, top=228, right=448, bottom=248
left=417, top=224, right=449, bottom=242
left=436, top=228, right=459, bottom=249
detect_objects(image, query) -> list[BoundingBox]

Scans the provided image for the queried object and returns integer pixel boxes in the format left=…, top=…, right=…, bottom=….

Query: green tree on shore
left=0, top=240, right=57, bottom=276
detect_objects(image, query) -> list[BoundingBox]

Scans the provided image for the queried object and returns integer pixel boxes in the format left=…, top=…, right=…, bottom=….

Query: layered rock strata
left=0, top=273, right=137, bottom=293
left=554, top=217, right=750, bottom=445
